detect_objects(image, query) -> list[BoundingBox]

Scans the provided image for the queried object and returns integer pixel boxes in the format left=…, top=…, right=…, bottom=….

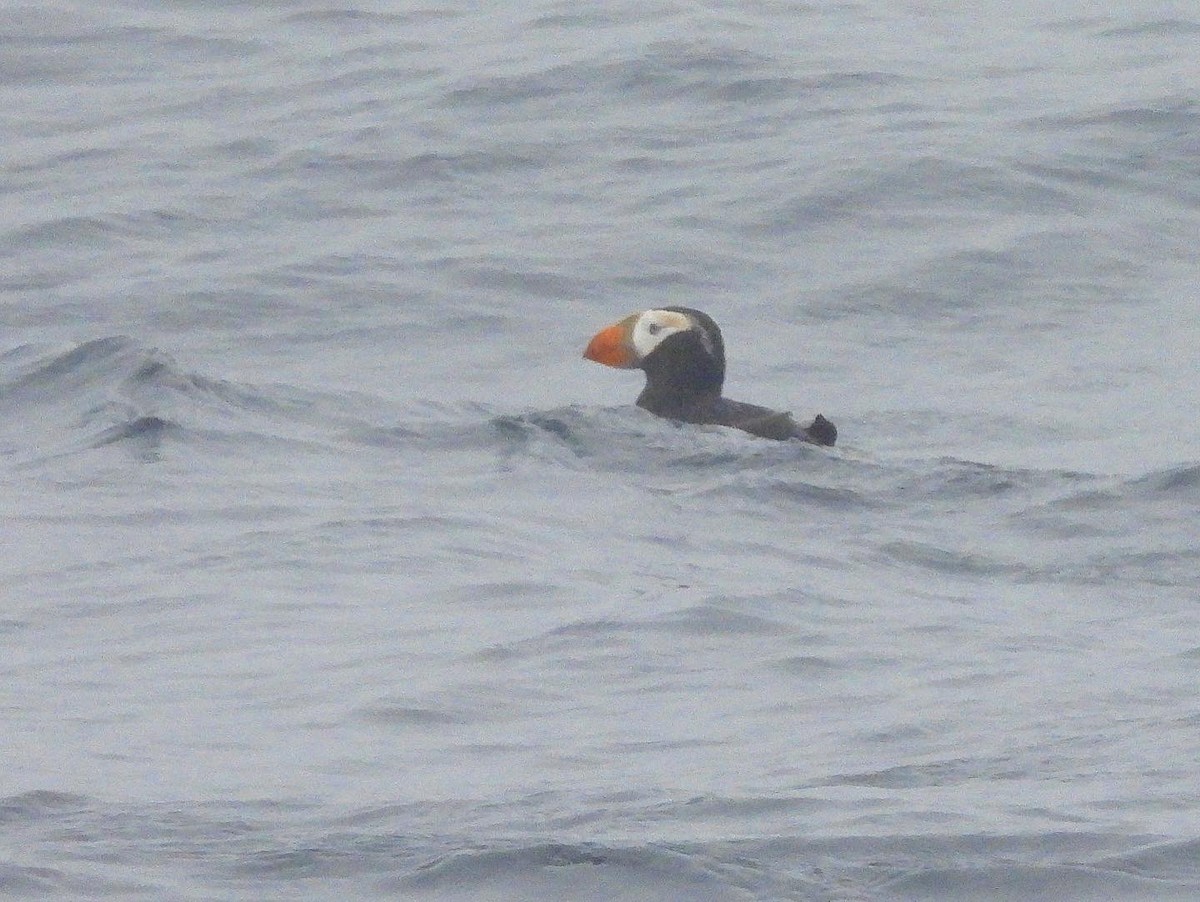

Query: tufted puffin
left=583, top=307, right=836, bottom=446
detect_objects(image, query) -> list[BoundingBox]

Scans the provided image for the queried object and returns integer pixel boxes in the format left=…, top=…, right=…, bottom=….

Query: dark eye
left=647, top=322, right=661, bottom=335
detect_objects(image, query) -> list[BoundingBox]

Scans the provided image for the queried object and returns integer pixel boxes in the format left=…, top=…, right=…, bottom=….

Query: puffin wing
left=693, top=398, right=793, bottom=440
left=736, top=409, right=801, bottom=441
left=700, top=398, right=837, bottom=446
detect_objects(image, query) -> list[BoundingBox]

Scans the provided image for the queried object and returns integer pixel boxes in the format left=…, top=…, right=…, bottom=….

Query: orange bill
left=583, top=316, right=638, bottom=368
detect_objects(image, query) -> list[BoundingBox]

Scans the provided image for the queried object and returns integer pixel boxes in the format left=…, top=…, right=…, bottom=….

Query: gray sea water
left=4, top=1, right=1200, bottom=898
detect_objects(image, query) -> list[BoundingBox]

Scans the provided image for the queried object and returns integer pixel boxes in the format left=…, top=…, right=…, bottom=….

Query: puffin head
left=583, top=306, right=725, bottom=395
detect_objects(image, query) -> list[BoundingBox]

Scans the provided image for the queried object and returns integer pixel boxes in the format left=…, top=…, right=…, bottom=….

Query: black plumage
left=585, top=306, right=837, bottom=446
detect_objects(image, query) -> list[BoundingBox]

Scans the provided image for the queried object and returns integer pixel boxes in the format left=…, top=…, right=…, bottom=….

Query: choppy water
left=4, top=1, right=1200, bottom=899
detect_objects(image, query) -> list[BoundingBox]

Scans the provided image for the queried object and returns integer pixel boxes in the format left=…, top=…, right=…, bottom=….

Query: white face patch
left=630, top=309, right=693, bottom=360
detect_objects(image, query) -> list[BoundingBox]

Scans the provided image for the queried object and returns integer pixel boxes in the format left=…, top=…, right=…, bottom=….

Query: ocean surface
left=3, top=1, right=1200, bottom=898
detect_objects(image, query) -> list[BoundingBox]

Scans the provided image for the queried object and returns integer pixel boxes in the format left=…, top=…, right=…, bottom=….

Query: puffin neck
left=636, top=329, right=725, bottom=412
